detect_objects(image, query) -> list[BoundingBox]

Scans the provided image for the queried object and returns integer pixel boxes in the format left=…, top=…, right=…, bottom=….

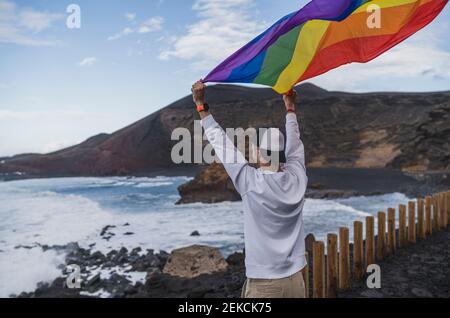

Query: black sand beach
left=339, top=227, right=450, bottom=298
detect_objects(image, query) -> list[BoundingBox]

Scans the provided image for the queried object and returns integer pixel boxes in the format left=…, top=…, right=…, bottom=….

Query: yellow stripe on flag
left=273, top=20, right=330, bottom=93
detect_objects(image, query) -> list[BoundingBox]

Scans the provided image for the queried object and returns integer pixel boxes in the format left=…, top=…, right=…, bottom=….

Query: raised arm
left=283, top=90, right=306, bottom=168
left=191, top=80, right=253, bottom=195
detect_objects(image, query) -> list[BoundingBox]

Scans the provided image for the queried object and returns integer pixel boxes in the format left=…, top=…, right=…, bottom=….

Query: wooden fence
left=302, top=190, right=450, bottom=298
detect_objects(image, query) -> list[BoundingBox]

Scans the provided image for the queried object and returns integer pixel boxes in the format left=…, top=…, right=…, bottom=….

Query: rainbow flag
left=204, top=0, right=448, bottom=94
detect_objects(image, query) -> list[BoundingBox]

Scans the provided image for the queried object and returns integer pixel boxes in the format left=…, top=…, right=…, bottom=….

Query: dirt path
left=339, top=228, right=450, bottom=298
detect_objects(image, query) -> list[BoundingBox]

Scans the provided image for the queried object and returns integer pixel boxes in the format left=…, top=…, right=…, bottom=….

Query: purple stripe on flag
left=204, top=0, right=353, bottom=83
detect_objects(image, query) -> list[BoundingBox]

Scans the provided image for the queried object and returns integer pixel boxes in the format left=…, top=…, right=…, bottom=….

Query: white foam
left=134, top=182, right=173, bottom=188
left=0, top=248, right=65, bottom=297
left=80, top=289, right=111, bottom=298
left=85, top=265, right=147, bottom=285
left=0, top=185, right=115, bottom=297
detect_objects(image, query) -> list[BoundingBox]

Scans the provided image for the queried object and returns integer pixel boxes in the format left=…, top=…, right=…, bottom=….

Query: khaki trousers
left=241, top=270, right=306, bottom=298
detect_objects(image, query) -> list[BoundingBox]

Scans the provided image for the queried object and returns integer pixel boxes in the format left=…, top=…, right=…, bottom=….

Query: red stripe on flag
left=297, top=0, right=448, bottom=83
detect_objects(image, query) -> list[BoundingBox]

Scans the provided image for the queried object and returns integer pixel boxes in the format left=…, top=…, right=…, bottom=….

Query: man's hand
left=283, top=89, right=297, bottom=112
left=192, top=80, right=206, bottom=106
left=192, top=80, right=210, bottom=119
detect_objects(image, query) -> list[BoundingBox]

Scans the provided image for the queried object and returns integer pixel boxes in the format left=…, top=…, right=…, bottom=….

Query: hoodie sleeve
left=201, top=115, right=253, bottom=196
left=285, top=113, right=306, bottom=168
left=284, top=113, right=308, bottom=200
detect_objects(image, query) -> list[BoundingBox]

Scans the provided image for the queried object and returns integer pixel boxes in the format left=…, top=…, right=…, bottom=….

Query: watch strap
left=196, top=103, right=209, bottom=113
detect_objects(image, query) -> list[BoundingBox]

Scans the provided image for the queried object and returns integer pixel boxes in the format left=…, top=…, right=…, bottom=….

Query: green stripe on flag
left=254, top=24, right=304, bottom=86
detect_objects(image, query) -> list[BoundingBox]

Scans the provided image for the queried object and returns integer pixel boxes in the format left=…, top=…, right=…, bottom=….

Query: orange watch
left=196, top=103, right=210, bottom=113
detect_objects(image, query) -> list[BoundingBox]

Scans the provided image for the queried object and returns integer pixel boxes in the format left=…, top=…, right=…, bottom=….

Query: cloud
left=108, top=27, right=134, bottom=41
left=18, top=8, right=63, bottom=33
left=159, top=0, right=267, bottom=71
left=0, top=0, right=63, bottom=46
left=138, top=16, right=164, bottom=34
left=108, top=16, right=164, bottom=41
left=79, top=57, right=98, bottom=67
left=0, top=0, right=15, bottom=21
left=125, top=12, right=136, bottom=22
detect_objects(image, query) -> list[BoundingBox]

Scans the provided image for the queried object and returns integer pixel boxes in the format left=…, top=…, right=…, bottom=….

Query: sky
left=0, top=0, right=449, bottom=157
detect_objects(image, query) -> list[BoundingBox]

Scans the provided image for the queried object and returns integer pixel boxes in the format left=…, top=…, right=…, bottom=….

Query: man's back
left=241, top=166, right=307, bottom=279
left=201, top=113, right=308, bottom=279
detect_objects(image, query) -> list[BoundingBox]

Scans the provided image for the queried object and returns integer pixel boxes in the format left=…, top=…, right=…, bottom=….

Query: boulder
left=163, top=245, right=228, bottom=279
left=177, top=163, right=241, bottom=205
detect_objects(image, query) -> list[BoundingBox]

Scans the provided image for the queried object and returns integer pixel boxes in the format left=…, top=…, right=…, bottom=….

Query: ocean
left=0, top=176, right=411, bottom=297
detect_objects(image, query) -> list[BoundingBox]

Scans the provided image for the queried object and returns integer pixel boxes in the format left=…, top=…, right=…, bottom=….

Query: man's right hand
left=192, top=80, right=210, bottom=119
left=192, top=80, right=206, bottom=106
left=283, top=89, right=297, bottom=112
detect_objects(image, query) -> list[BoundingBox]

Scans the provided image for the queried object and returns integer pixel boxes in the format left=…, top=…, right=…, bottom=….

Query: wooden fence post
left=365, top=216, right=375, bottom=267
left=432, top=194, right=439, bottom=231
left=387, top=208, right=396, bottom=254
left=417, top=198, right=425, bottom=240
left=441, top=193, right=448, bottom=228
left=408, top=201, right=416, bottom=243
left=327, top=234, right=338, bottom=298
left=339, top=227, right=350, bottom=290
left=447, top=191, right=450, bottom=226
left=438, top=193, right=444, bottom=229
left=377, top=212, right=386, bottom=260
left=313, top=242, right=325, bottom=298
left=353, top=221, right=364, bottom=279
left=302, top=252, right=309, bottom=298
left=425, top=196, right=432, bottom=236
left=437, top=194, right=442, bottom=229
left=399, top=205, right=407, bottom=247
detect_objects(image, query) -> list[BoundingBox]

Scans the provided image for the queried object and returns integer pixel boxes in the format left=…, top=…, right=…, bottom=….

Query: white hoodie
left=201, top=113, right=308, bottom=279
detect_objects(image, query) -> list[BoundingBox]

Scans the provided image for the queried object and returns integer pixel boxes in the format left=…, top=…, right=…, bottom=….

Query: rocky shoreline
left=15, top=242, right=245, bottom=298
left=177, top=165, right=450, bottom=204
left=15, top=226, right=449, bottom=298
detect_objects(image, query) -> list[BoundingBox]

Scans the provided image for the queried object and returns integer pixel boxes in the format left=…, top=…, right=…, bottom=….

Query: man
left=192, top=80, right=308, bottom=298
